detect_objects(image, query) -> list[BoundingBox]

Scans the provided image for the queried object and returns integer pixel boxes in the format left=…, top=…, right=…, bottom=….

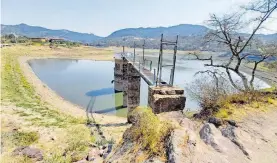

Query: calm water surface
left=29, top=56, right=270, bottom=117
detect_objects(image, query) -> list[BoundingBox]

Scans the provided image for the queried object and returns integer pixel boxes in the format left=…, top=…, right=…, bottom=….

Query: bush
left=127, top=107, right=173, bottom=156
left=187, top=74, right=277, bottom=119
left=186, top=75, right=235, bottom=118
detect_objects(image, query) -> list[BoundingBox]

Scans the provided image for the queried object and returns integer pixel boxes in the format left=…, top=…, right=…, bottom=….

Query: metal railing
left=120, top=34, right=178, bottom=86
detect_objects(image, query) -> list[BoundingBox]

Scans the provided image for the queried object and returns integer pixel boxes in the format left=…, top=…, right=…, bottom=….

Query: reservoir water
left=29, top=55, right=270, bottom=117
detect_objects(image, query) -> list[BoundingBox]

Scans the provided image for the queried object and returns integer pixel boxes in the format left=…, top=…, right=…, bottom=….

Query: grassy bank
left=1, top=45, right=114, bottom=162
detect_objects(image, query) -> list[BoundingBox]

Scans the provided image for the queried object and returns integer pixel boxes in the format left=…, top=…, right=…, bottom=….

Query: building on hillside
left=30, top=37, right=47, bottom=42
left=49, top=38, right=64, bottom=43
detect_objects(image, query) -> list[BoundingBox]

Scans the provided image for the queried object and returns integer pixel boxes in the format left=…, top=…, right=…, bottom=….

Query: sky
left=1, top=0, right=277, bottom=37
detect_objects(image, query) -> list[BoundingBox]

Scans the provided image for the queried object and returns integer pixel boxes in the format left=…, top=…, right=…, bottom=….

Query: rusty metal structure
left=156, top=34, right=179, bottom=86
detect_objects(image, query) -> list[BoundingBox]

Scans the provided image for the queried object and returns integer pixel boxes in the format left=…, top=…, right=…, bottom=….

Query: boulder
left=166, top=127, right=197, bottom=163
left=221, top=125, right=236, bottom=140
left=221, top=125, right=249, bottom=157
left=226, top=119, right=238, bottom=127
left=199, top=123, right=222, bottom=152
left=106, top=144, right=113, bottom=154
left=167, top=129, right=187, bottom=163
left=13, top=146, right=43, bottom=161
left=208, top=117, right=223, bottom=127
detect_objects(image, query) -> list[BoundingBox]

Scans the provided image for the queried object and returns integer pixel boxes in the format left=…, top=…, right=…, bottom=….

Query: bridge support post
left=114, top=56, right=128, bottom=107
left=127, top=62, right=141, bottom=122
left=148, top=86, right=186, bottom=114
left=122, top=59, right=128, bottom=107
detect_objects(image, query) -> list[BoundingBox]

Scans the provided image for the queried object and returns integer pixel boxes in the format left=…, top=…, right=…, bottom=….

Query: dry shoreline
left=18, top=55, right=127, bottom=124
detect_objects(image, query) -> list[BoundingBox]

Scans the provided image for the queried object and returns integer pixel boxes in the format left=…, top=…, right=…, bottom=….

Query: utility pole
left=142, top=40, right=145, bottom=66
left=133, top=42, right=136, bottom=63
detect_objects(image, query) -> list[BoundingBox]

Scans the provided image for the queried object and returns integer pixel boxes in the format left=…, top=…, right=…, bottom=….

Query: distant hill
left=108, top=24, right=209, bottom=38
left=1, top=23, right=276, bottom=51
left=1, top=24, right=102, bottom=43
left=256, top=33, right=277, bottom=42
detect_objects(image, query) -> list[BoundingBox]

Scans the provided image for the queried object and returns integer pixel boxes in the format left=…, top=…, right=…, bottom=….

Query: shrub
left=186, top=75, right=235, bottom=118
left=127, top=107, right=173, bottom=156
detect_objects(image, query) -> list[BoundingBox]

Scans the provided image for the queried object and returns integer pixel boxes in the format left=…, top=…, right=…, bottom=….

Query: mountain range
left=1, top=23, right=102, bottom=43
left=1, top=23, right=276, bottom=50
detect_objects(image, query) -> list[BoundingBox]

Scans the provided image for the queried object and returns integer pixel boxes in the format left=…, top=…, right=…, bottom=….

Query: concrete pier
left=127, top=62, right=141, bottom=122
left=148, top=86, right=186, bottom=114
left=114, top=56, right=128, bottom=107
left=114, top=53, right=186, bottom=122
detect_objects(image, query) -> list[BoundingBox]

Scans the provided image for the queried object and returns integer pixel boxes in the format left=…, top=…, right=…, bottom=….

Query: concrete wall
left=148, top=86, right=186, bottom=114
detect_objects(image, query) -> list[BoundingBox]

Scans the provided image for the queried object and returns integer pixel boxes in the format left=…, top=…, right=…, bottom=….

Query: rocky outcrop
left=208, top=117, right=223, bottom=127
left=221, top=125, right=249, bottom=157
left=13, top=146, right=43, bottom=161
left=199, top=123, right=223, bottom=152
left=166, top=118, right=197, bottom=163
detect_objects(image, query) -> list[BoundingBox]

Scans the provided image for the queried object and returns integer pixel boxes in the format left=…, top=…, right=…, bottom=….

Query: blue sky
left=1, top=0, right=276, bottom=36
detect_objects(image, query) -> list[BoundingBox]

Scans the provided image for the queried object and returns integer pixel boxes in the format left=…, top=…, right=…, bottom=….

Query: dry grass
left=0, top=45, right=114, bottom=162
left=128, top=107, right=173, bottom=158
left=215, top=90, right=277, bottom=120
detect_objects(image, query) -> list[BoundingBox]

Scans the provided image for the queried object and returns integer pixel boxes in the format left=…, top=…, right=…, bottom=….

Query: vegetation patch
left=1, top=49, right=85, bottom=128
left=1, top=45, right=114, bottom=163
left=45, top=125, right=95, bottom=162
left=214, top=90, right=277, bottom=120
left=127, top=107, right=173, bottom=158
left=2, top=131, right=39, bottom=147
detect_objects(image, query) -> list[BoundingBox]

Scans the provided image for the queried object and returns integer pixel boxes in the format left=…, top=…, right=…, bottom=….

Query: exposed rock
left=221, top=125, right=249, bottom=157
left=102, top=145, right=107, bottom=150
left=167, top=120, right=198, bottom=163
left=86, top=148, right=98, bottom=161
left=103, top=152, right=109, bottom=159
left=99, top=149, right=105, bottom=157
left=192, top=113, right=199, bottom=118
left=167, top=129, right=187, bottom=163
left=221, top=125, right=236, bottom=140
left=226, top=119, right=238, bottom=127
left=13, top=146, right=43, bottom=161
left=208, top=117, right=223, bottom=127
left=199, top=123, right=222, bottom=152
left=179, top=118, right=196, bottom=130
left=106, top=144, right=113, bottom=154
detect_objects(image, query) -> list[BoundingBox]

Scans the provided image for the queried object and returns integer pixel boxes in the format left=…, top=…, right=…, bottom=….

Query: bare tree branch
left=198, top=0, right=277, bottom=92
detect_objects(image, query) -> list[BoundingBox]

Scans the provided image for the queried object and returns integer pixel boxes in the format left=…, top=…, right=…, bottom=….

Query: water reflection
left=29, top=59, right=147, bottom=117
left=29, top=57, right=270, bottom=117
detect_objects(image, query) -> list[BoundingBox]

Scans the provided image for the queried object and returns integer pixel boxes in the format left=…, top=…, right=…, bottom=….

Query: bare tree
left=193, top=0, right=277, bottom=92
